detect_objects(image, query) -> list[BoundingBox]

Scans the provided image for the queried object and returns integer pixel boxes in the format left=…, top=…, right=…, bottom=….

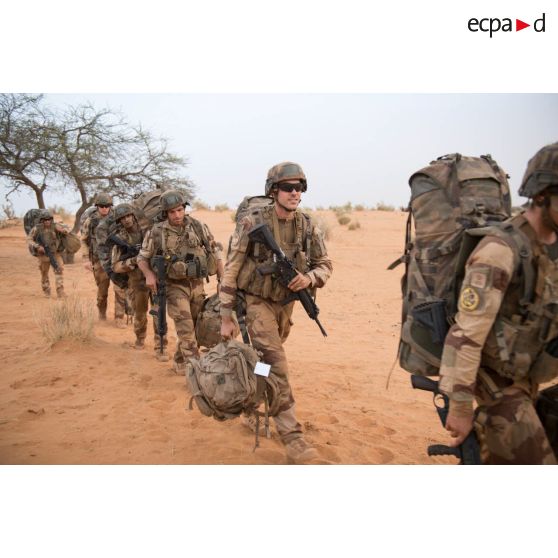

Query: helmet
left=160, top=190, right=187, bottom=211
left=264, top=162, right=307, bottom=196
left=114, top=203, right=135, bottom=222
left=519, top=142, right=558, bottom=198
left=95, top=193, right=113, bottom=206
left=38, top=209, right=53, bottom=221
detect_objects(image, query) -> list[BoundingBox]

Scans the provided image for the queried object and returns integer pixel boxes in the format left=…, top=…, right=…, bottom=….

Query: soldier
left=81, top=193, right=127, bottom=327
left=111, top=203, right=166, bottom=352
left=27, top=209, right=69, bottom=298
left=138, top=190, right=224, bottom=371
left=219, top=162, right=333, bottom=463
left=440, top=142, right=558, bottom=464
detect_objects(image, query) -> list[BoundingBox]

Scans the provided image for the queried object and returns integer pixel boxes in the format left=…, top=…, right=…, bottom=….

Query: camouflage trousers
left=38, top=253, right=64, bottom=295
left=92, top=262, right=127, bottom=319
left=245, top=294, right=303, bottom=444
left=129, top=276, right=166, bottom=350
left=167, top=279, right=205, bottom=364
left=475, top=379, right=557, bottom=465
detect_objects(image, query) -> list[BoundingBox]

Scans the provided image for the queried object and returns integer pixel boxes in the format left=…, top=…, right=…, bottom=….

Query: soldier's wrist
left=448, top=398, right=474, bottom=418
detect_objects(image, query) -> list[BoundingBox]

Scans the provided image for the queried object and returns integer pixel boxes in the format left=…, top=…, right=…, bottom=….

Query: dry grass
left=48, top=205, right=72, bottom=221
left=35, top=294, right=95, bottom=346
left=192, top=199, right=211, bottom=211
left=214, top=203, right=230, bottom=212
left=337, top=213, right=351, bottom=226
left=0, top=218, right=21, bottom=229
left=375, top=202, right=395, bottom=211
left=348, top=221, right=361, bottom=230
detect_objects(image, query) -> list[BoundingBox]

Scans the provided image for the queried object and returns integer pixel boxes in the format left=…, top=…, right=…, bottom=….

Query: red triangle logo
left=516, top=19, right=530, bottom=31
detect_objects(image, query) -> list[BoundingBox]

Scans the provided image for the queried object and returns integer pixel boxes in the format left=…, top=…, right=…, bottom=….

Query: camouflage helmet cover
left=95, top=192, right=113, bottom=206
left=114, top=203, right=135, bottom=222
left=160, top=189, right=188, bottom=211
left=519, top=142, right=558, bottom=198
left=38, top=209, right=53, bottom=221
left=265, top=162, right=307, bottom=196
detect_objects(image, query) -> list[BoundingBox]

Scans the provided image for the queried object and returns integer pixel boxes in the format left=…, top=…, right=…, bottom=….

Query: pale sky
left=2, top=93, right=557, bottom=215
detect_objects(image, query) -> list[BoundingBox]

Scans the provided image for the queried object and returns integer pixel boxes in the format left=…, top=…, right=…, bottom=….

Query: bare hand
left=145, top=271, right=158, bottom=293
left=220, top=317, right=236, bottom=340
left=83, top=261, right=93, bottom=272
left=287, top=272, right=311, bottom=292
left=37, top=246, right=45, bottom=255
left=445, top=411, right=474, bottom=447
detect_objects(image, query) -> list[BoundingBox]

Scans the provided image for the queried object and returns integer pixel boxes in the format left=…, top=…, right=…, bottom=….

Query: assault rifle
left=149, top=254, right=173, bottom=356
left=248, top=223, right=327, bottom=337
left=108, top=234, right=141, bottom=262
left=36, top=232, right=61, bottom=273
left=411, top=375, right=482, bottom=465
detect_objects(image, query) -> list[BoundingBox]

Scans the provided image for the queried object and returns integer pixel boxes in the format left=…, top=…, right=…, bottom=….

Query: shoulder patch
left=460, top=287, right=481, bottom=311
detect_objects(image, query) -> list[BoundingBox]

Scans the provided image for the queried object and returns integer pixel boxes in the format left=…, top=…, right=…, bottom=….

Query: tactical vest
left=150, top=216, right=217, bottom=281
left=474, top=214, right=558, bottom=384
left=35, top=224, right=65, bottom=254
left=114, top=224, right=144, bottom=284
left=236, top=205, right=313, bottom=302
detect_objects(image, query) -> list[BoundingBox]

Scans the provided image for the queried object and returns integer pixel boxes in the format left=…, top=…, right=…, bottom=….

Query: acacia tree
left=1, top=94, right=194, bottom=231
left=0, top=94, right=57, bottom=209
left=49, top=103, right=194, bottom=232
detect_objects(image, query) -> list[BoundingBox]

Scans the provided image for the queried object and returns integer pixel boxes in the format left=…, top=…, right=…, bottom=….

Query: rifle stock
left=37, top=232, right=61, bottom=273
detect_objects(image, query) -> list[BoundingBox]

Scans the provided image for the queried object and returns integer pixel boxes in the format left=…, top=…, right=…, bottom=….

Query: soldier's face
left=275, top=180, right=302, bottom=212
left=167, top=205, right=185, bottom=226
left=121, top=214, right=134, bottom=229
left=41, top=218, right=53, bottom=228
left=97, top=204, right=111, bottom=217
left=549, top=194, right=558, bottom=224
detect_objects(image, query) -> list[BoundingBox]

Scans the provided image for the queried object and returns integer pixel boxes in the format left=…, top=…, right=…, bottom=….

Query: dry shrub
left=375, top=202, right=395, bottom=211
left=36, top=294, right=95, bottom=346
left=337, top=213, right=351, bottom=226
left=214, top=203, right=230, bottom=212
left=193, top=199, right=211, bottom=210
left=348, top=221, right=361, bottom=231
left=48, top=205, right=71, bottom=221
left=354, top=204, right=366, bottom=211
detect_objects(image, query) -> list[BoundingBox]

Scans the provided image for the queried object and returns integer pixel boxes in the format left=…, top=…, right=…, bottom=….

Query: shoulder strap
left=188, top=216, right=212, bottom=255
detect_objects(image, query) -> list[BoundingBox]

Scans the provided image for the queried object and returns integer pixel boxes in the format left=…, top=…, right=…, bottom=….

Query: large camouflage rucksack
left=234, top=195, right=274, bottom=224
left=23, top=209, right=42, bottom=235
left=186, top=340, right=280, bottom=429
left=195, top=293, right=239, bottom=349
left=390, top=153, right=512, bottom=376
left=132, top=190, right=166, bottom=231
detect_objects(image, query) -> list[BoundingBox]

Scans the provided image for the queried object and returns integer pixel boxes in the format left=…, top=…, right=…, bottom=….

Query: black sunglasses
left=277, top=182, right=304, bottom=193
left=97, top=204, right=112, bottom=209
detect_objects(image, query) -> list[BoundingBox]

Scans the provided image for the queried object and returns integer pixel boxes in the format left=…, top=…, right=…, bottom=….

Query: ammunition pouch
left=167, top=254, right=208, bottom=280
left=530, top=337, right=558, bottom=384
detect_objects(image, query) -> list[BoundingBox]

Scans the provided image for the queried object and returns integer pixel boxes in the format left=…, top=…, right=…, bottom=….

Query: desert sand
left=0, top=209, right=455, bottom=464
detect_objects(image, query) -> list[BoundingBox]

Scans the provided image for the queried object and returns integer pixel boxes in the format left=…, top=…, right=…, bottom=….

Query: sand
left=0, top=210, right=455, bottom=464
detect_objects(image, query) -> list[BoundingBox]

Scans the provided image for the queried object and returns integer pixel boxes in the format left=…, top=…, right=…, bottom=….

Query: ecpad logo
left=468, top=13, right=546, bottom=37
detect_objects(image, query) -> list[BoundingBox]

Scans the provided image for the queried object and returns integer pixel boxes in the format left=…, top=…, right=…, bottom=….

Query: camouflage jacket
left=219, top=204, right=332, bottom=316
left=138, top=215, right=222, bottom=281
left=81, top=209, right=114, bottom=264
left=440, top=213, right=558, bottom=415
left=111, top=223, right=144, bottom=282
left=28, top=222, right=69, bottom=255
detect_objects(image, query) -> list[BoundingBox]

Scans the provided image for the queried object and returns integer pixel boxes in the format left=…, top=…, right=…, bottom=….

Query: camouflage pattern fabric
left=28, top=223, right=68, bottom=296
left=219, top=203, right=332, bottom=443
left=93, top=262, right=126, bottom=319
left=138, top=214, right=222, bottom=364
left=440, top=213, right=558, bottom=464
left=112, top=224, right=162, bottom=347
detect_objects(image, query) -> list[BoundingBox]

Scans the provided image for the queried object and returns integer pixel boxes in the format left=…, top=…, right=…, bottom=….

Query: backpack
left=234, top=195, right=274, bottom=224
left=195, top=293, right=239, bottom=349
left=132, top=190, right=165, bottom=231
left=186, top=339, right=280, bottom=423
left=23, top=209, right=42, bottom=235
left=390, top=153, right=512, bottom=376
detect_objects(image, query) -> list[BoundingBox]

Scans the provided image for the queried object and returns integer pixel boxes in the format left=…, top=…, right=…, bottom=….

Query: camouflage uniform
left=28, top=219, right=69, bottom=297
left=219, top=202, right=332, bottom=444
left=111, top=220, right=163, bottom=350
left=138, top=215, right=222, bottom=367
left=440, top=149, right=558, bottom=464
left=81, top=209, right=127, bottom=320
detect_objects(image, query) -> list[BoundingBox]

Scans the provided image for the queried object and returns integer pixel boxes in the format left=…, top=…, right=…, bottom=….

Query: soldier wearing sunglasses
left=220, top=162, right=332, bottom=463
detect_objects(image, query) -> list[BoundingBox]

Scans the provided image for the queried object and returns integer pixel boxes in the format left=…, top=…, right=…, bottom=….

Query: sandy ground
left=0, top=209, right=455, bottom=464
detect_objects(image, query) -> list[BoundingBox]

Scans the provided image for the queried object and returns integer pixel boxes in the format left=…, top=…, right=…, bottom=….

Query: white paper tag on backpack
left=254, top=362, right=271, bottom=377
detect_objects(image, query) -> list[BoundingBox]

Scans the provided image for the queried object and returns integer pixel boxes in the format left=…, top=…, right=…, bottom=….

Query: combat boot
left=172, top=361, right=187, bottom=375
left=57, top=288, right=66, bottom=299
left=115, top=318, right=127, bottom=329
left=43, top=288, right=51, bottom=298
left=134, top=338, right=145, bottom=350
left=99, top=310, right=107, bottom=321
left=285, top=437, right=319, bottom=464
